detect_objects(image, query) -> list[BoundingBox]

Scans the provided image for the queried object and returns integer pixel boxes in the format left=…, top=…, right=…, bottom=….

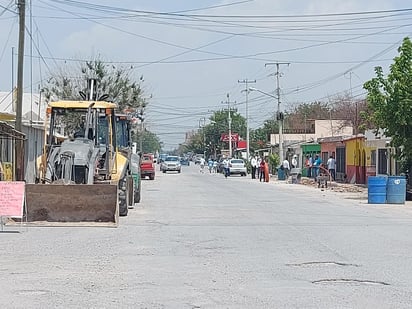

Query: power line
left=45, top=2, right=412, bottom=19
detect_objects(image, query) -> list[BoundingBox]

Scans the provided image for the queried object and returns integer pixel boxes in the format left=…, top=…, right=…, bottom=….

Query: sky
left=0, top=0, right=411, bottom=151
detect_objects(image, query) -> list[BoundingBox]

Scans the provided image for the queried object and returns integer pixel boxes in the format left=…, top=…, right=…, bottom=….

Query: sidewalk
left=270, top=175, right=412, bottom=206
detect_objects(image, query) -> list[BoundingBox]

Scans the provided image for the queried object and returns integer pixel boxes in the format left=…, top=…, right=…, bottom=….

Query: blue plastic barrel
left=368, top=176, right=387, bottom=204
left=277, top=168, right=285, bottom=180
left=387, top=176, right=406, bottom=204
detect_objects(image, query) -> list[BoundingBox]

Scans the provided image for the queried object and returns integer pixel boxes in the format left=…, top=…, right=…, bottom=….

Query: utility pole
left=265, top=62, right=289, bottom=162
left=16, top=0, right=25, bottom=132
left=14, top=0, right=26, bottom=181
left=199, top=117, right=206, bottom=158
left=140, top=120, right=144, bottom=153
left=222, top=94, right=236, bottom=158
left=238, top=79, right=256, bottom=162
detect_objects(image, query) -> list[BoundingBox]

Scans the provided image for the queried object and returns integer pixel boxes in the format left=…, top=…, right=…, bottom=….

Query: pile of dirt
left=299, top=177, right=367, bottom=193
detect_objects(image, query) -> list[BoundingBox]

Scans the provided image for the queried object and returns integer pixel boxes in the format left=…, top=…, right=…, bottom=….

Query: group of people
left=200, top=152, right=336, bottom=182
left=280, top=154, right=299, bottom=178
left=305, top=154, right=336, bottom=181
left=249, top=155, right=270, bottom=182
left=199, top=157, right=219, bottom=174
left=250, top=153, right=337, bottom=182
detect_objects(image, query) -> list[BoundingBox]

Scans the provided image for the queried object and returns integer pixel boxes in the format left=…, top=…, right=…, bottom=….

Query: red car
left=140, top=154, right=155, bottom=180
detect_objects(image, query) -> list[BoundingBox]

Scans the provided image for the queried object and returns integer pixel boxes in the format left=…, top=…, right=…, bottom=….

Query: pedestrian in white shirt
left=199, top=157, right=205, bottom=173
left=257, top=156, right=262, bottom=180
left=327, top=155, right=336, bottom=181
left=282, top=159, right=290, bottom=178
left=250, top=155, right=257, bottom=179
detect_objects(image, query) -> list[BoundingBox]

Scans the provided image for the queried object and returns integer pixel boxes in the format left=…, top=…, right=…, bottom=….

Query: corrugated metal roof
left=0, top=121, right=25, bottom=138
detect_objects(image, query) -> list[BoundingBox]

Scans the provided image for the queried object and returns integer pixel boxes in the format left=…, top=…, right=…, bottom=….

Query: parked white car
left=228, top=158, right=247, bottom=176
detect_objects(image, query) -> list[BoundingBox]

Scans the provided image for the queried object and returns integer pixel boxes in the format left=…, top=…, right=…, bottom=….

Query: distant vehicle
left=180, top=157, right=190, bottom=166
left=228, top=158, right=247, bottom=176
left=140, top=153, right=155, bottom=180
left=161, top=156, right=181, bottom=173
left=194, top=154, right=204, bottom=165
left=158, top=153, right=168, bottom=164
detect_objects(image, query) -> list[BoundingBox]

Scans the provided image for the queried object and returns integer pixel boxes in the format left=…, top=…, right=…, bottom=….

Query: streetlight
left=249, top=87, right=284, bottom=162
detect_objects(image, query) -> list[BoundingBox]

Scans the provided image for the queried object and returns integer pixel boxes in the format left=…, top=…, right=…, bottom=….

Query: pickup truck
left=140, top=154, right=155, bottom=180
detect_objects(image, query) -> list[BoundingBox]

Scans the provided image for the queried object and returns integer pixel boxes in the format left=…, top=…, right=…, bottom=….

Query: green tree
left=43, top=58, right=146, bottom=112
left=186, top=131, right=204, bottom=155
left=250, top=127, right=269, bottom=152
left=43, top=58, right=161, bottom=153
left=363, top=37, right=412, bottom=173
left=134, top=129, right=162, bottom=154
left=206, top=110, right=246, bottom=157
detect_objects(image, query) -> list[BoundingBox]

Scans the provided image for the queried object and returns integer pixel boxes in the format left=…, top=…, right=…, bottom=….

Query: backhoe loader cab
left=26, top=100, right=134, bottom=225
left=41, top=101, right=117, bottom=184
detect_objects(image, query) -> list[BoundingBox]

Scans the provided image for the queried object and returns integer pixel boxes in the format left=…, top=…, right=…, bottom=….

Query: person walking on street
left=259, top=158, right=266, bottom=182
left=327, top=155, right=336, bottom=181
left=208, top=158, right=214, bottom=173
left=199, top=157, right=205, bottom=173
left=250, top=155, right=257, bottom=179
left=222, top=157, right=230, bottom=178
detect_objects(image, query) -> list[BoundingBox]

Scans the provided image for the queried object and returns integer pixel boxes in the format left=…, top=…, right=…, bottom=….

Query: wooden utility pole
left=16, top=0, right=25, bottom=132
left=15, top=0, right=26, bottom=180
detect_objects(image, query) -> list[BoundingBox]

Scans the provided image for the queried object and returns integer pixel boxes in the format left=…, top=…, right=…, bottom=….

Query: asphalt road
left=1, top=163, right=412, bottom=308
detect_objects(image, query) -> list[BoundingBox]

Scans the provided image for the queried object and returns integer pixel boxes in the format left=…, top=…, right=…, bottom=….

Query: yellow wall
left=345, top=138, right=365, bottom=166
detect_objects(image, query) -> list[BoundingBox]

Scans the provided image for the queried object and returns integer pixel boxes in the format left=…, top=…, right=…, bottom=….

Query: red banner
left=220, top=133, right=239, bottom=142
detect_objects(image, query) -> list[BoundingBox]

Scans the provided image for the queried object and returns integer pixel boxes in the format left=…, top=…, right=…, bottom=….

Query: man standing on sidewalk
left=282, top=158, right=290, bottom=179
left=250, top=155, right=257, bottom=179
left=327, top=155, right=336, bottom=181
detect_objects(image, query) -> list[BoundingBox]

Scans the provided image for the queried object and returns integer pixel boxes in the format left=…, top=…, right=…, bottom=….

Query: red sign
left=0, top=181, right=25, bottom=218
left=237, top=140, right=246, bottom=150
left=220, top=133, right=239, bottom=142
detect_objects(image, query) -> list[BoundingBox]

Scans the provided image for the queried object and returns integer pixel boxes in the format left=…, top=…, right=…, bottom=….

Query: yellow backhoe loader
left=25, top=100, right=135, bottom=225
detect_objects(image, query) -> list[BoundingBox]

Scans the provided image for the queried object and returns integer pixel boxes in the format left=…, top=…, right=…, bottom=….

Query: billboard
left=220, top=133, right=239, bottom=142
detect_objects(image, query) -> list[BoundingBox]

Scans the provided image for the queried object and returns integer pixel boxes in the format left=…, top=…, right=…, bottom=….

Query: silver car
left=228, top=158, right=247, bottom=176
left=160, top=156, right=182, bottom=173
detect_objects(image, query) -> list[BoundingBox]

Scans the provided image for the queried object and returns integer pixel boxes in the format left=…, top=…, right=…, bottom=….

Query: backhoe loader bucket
left=25, top=184, right=119, bottom=226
